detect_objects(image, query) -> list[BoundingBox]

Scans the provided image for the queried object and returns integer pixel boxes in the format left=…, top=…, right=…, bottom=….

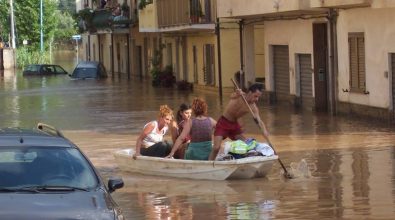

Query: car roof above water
left=75, top=61, right=100, bottom=68
left=0, top=127, right=73, bottom=147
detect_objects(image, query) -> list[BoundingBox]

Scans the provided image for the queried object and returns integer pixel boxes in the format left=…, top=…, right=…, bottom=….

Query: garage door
left=299, top=54, right=313, bottom=109
left=273, top=45, right=290, bottom=101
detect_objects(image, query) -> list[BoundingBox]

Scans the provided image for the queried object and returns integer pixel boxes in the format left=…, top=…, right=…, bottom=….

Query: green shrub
left=16, top=47, right=50, bottom=69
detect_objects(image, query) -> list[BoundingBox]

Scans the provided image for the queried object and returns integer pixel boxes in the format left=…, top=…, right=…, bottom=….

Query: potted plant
left=121, top=1, right=130, bottom=18
left=176, top=80, right=193, bottom=91
left=139, top=0, right=153, bottom=10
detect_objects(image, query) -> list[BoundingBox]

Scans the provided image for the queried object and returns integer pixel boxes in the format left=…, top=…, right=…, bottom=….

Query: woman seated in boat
left=133, top=105, right=174, bottom=159
left=170, top=103, right=192, bottom=159
left=166, top=98, right=216, bottom=160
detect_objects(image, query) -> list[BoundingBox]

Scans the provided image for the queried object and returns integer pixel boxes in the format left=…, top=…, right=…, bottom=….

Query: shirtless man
left=208, top=83, right=269, bottom=160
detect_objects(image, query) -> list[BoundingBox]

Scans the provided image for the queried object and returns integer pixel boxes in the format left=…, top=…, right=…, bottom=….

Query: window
left=348, top=32, right=366, bottom=92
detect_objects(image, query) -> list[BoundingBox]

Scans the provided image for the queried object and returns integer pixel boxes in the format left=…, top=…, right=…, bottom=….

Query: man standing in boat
left=208, top=83, right=269, bottom=160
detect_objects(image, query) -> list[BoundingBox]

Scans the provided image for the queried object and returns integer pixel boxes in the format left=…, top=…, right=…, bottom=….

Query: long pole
left=239, top=20, right=244, bottom=89
left=40, top=0, right=43, bottom=52
left=10, top=0, right=16, bottom=48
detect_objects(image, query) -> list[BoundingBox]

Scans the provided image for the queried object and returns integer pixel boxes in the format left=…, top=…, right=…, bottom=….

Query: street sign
left=72, top=35, right=81, bottom=40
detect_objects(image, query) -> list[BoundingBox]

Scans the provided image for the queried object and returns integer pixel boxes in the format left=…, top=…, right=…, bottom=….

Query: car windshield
left=73, top=68, right=97, bottom=78
left=0, top=147, right=99, bottom=190
left=25, top=65, right=40, bottom=71
left=54, top=65, right=67, bottom=74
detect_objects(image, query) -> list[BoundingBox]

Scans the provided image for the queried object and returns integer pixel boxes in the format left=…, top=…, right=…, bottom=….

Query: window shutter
left=348, top=33, right=366, bottom=92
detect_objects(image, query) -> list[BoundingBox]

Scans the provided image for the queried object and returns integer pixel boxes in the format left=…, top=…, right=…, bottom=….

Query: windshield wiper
left=0, top=187, right=40, bottom=193
left=0, top=187, right=17, bottom=192
left=18, top=185, right=89, bottom=192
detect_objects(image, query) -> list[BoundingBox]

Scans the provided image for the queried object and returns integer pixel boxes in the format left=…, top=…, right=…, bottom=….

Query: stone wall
left=2, top=49, right=15, bottom=69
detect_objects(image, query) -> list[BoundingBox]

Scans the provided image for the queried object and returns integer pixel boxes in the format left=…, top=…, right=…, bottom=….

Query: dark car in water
left=23, top=64, right=68, bottom=76
left=69, top=61, right=107, bottom=79
left=0, top=123, right=124, bottom=220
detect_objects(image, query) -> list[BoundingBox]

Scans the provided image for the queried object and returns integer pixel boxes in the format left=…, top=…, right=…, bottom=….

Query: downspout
left=98, top=35, right=101, bottom=62
left=216, top=18, right=223, bottom=99
left=127, top=34, right=130, bottom=80
left=328, top=9, right=338, bottom=115
left=111, top=34, right=114, bottom=78
left=88, top=35, right=91, bottom=61
left=239, top=19, right=244, bottom=89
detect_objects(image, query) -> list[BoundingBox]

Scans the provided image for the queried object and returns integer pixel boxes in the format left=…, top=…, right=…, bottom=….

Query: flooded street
left=1, top=51, right=395, bottom=219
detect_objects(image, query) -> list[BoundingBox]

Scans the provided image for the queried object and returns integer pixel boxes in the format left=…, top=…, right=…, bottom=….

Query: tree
left=53, top=11, right=77, bottom=44
left=0, top=0, right=66, bottom=49
left=58, top=0, right=76, bottom=15
left=0, top=0, right=10, bottom=43
left=14, top=0, right=58, bottom=49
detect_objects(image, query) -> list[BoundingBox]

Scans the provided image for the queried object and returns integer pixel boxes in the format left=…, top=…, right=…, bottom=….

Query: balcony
left=217, top=0, right=312, bottom=18
left=310, top=0, right=371, bottom=9
left=78, top=8, right=134, bottom=33
left=139, top=0, right=217, bottom=32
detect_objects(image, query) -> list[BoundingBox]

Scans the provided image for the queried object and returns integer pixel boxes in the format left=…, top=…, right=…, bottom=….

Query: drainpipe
left=88, top=35, right=91, bottom=61
left=111, top=34, right=114, bottom=78
left=98, top=35, right=101, bottom=62
left=127, top=34, right=130, bottom=80
left=239, top=19, right=244, bottom=89
left=216, top=18, right=223, bottom=99
left=328, top=9, right=338, bottom=115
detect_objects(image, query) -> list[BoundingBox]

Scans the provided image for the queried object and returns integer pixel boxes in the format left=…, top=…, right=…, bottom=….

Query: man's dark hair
left=248, top=83, right=263, bottom=93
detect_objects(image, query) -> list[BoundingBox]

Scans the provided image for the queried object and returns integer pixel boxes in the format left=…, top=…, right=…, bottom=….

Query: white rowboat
left=114, top=149, right=278, bottom=180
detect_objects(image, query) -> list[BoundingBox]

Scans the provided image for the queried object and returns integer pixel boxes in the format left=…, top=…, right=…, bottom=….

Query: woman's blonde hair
left=158, top=105, right=174, bottom=119
left=192, top=98, right=207, bottom=116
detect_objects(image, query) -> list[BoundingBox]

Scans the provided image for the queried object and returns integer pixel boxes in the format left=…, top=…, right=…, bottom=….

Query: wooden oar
left=231, top=79, right=293, bottom=179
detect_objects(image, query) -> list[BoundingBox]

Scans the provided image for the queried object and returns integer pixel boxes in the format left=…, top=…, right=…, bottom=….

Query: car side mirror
left=108, top=177, right=124, bottom=193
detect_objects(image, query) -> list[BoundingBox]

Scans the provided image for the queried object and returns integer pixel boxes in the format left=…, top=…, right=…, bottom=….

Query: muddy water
left=1, top=51, right=395, bottom=219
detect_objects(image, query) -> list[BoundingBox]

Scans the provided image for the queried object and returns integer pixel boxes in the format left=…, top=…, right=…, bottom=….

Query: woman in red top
left=170, top=103, right=192, bottom=159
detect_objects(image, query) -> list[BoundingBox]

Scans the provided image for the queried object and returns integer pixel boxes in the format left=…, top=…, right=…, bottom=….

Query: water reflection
left=1, top=50, right=395, bottom=219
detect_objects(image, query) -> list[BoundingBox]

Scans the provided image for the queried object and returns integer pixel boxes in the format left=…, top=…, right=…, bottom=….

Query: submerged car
left=0, top=123, right=124, bottom=220
left=69, top=61, right=107, bottom=79
left=23, top=64, right=68, bottom=76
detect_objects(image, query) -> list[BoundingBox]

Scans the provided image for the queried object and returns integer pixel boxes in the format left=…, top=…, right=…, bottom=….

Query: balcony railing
left=78, top=8, right=134, bottom=33
left=157, top=0, right=217, bottom=28
left=310, top=0, right=371, bottom=8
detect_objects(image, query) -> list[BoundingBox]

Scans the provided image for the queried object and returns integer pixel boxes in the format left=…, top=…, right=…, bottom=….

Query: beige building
left=76, top=0, right=267, bottom=95
left=138, top=0, right=244, bottom=94
left=218, top=0, right=395, bottom=121
left=76, top=0, right=139, bottom=79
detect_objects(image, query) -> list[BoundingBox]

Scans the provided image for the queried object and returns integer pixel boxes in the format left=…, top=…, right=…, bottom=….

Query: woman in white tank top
left=133, top=105, right=174, bottom=159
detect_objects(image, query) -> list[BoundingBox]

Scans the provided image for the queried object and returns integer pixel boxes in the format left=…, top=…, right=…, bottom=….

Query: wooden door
left=313, top=23, right=328, bottom=112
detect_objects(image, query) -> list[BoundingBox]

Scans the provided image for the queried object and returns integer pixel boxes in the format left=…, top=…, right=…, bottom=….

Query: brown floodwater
left=1, top=50, right=395, bottom=219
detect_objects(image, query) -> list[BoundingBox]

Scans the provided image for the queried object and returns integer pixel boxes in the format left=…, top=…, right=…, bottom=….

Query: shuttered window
left=348, top=33, right=366, bottom=92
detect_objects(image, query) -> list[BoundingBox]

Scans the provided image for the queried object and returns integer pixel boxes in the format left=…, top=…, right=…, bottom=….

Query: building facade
left=218, top=0, right=395, bottom=121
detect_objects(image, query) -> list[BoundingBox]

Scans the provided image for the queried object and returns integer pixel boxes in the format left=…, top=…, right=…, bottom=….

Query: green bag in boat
left=229, top=140, right=257, bottom=154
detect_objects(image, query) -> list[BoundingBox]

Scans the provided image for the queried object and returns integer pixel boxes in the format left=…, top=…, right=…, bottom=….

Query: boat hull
left=114, top=149, right=278, bottom=180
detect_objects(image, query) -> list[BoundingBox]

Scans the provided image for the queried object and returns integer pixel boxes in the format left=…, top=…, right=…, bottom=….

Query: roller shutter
left=299, top=54, right=313, bottom=108
left=273, top=45, right=290, bottom=100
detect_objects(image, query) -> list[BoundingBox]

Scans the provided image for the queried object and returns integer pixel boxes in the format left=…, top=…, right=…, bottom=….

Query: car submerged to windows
left=0, top=123, right=124, bottom=220
left=23, top=64, right=68, bottom=76
left=69, top=61, right=107, bottom=79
